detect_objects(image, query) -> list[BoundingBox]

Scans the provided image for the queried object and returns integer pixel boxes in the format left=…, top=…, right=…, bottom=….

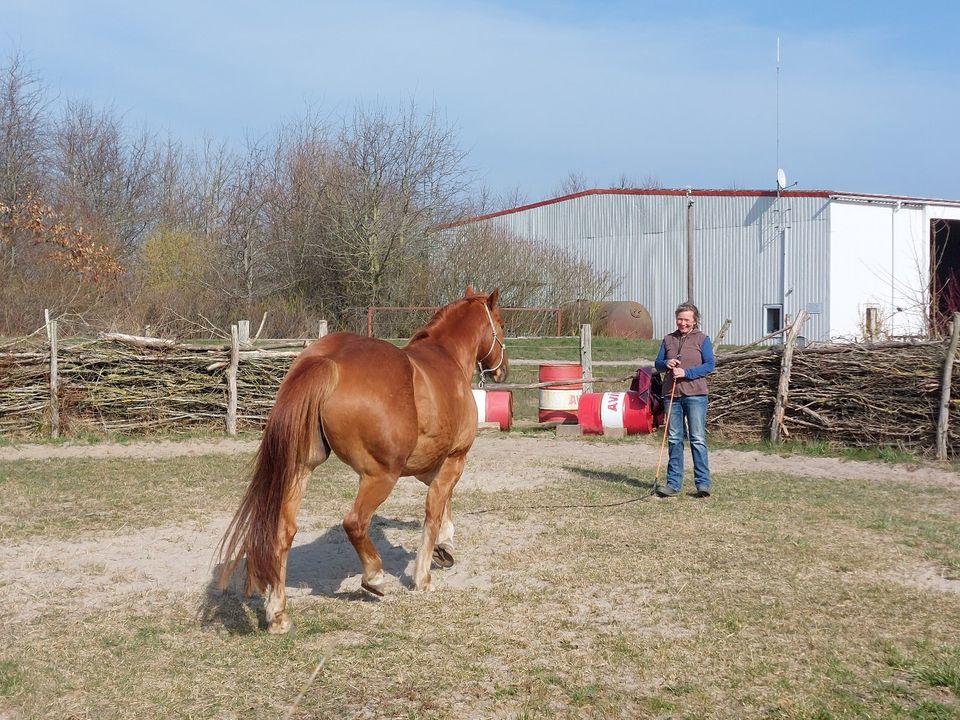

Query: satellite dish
left=776, top=168, right=787, bottom=190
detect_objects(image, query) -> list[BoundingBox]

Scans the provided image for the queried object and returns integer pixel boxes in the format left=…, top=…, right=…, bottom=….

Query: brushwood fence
left=2, top=322, right=960, bottom=457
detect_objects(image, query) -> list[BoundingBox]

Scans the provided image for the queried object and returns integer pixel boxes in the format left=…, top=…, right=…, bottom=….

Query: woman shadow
left=562, top=464, right=655, bottom=493
left=198, top=516, right=419, bottom=633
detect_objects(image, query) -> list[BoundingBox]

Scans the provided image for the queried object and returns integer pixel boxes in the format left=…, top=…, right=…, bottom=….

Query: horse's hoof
left=432, top=545, right=455, bottom=568
left=361, top=580, right=385, bottom=597
left=267, top=615, right=293, bottom=635
left=415, top=575, right=435, bottom=592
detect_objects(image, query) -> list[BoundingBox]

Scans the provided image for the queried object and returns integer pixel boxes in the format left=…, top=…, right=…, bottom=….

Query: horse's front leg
left=415, top=473, right=455, bottom=569
left=433, top=497, right=456, bottom=568
left=414, top=454, right=466, bottom=591
left=343, top=470, right=399, bottom=596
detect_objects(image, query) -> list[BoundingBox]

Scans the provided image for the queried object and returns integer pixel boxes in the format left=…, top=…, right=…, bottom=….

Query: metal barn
left=461, top=189, right=960, bottom=345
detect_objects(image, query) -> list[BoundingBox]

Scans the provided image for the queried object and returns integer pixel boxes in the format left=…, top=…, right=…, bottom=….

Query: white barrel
left=472, top=389, right=513, bottom=431
left=538, top=362, right=583, bottom=424
left=472, top=389, right=487, bottom=423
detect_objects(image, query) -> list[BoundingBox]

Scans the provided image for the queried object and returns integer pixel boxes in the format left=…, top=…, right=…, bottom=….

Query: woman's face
left=675, top=310, right=696, bottom=335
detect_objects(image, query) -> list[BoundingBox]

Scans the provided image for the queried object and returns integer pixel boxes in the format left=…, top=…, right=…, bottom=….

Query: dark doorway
left=931, top=219, right=960, bottom=336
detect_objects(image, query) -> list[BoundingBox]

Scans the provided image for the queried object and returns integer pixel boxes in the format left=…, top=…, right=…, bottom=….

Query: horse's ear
left=487, top=288, right=500, bottom=309
left=464, top=285, right=474, bottom=297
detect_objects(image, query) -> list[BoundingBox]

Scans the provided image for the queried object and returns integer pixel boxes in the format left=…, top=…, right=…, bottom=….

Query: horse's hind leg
left=265, top=433, right=329, bottom=634
left=343, top=471, right=399, bottom=596
left=414, top=454, right=466, bottom=591
left=263, top=467, right=311, bottom=634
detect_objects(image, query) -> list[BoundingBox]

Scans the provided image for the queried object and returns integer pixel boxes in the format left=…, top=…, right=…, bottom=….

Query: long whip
left=653, top=374, right=677, bottom=490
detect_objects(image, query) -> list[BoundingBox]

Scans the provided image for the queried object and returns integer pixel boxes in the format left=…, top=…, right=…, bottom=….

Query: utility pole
left=686, top=192, right=695, bottom=302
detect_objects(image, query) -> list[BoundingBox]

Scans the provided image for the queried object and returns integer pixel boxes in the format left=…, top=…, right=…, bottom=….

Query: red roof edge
left=439, top=187, right=960, bottom=229
left=442, top=188, right=834, bottom=228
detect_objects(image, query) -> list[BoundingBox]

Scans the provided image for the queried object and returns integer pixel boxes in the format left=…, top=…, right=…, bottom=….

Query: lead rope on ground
left=468, top=373, right=675, bottom=515
left=465, top=492, right=655, bottom=515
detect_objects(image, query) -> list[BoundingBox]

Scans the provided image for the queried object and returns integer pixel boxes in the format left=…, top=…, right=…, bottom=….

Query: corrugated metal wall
left=484, top=193, right=832, bottom=345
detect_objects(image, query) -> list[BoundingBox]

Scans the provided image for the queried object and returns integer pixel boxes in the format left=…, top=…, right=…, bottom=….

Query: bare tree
left=430, top=223, right=619, bottom=308
left=220, top=144, right=273, bottom=311
left=640, top=174, right=662, bottom=189
left=317, top=102, right=471, bottom=315
left=153, top=136, right=192, bottom=229
left=468, top=184, right=530, bottom=215
left=51, top=99, right=160, bottom=258
left=608, top=173, right=663, bottom=190
left=0, top=52, right=48, bottom=209
left=262, top=117, right=337, bottom=303
left=0, top=52, right=50, bottom=287
left=555, top=170, right=588, bottom=196
left=181, top=139, right=288, bottom=314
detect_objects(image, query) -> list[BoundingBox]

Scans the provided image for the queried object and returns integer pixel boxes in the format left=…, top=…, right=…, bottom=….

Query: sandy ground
left=3, top=434, right=959, bottom=486
left=3, top=433, right=958, bottom=487
left=1, top=434, right=958, bottom=622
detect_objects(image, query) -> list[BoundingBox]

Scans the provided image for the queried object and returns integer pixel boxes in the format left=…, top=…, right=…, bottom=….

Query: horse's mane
left=408, top=295, right=482, bottom=344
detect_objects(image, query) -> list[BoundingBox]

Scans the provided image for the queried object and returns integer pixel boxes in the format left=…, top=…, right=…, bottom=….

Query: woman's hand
left=672, top=366, right=686, bottom=378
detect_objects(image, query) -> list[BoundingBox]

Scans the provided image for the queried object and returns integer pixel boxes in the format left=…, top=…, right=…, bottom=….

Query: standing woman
left=654, top=302, right=716, bottom=498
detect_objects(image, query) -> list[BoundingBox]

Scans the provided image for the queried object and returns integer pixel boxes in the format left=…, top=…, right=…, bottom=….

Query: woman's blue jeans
left=663, top=394, right=711, bottom=493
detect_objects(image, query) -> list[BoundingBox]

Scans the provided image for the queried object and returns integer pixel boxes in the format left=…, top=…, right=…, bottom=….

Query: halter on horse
left=217, top=288, right=508, bottom=634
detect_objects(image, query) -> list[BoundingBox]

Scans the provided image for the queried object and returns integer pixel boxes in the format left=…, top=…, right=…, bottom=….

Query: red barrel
left=538, top=362, right=583, bottom=424
left=578, top=391, right=654, bottom=435
left=472, top=389, right=513, bottom=431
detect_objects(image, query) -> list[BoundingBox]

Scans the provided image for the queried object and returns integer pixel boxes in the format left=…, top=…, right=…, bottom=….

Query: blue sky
left=5, top=0, right=960, bottom=205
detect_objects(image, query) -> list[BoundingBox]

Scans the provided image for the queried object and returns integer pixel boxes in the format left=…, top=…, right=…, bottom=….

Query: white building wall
left=829, top=200, right=960, bottom=339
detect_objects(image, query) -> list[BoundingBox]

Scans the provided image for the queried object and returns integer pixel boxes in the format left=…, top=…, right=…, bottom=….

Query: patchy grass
left=711, top=436, right=925, bottom=466
left=503, top=335, right=661, bottom=363
left=1, top=445, right=959, bottom=718
left=0, top=429, right=263, bottom=449
left=0, top=452, right=358, bottom=541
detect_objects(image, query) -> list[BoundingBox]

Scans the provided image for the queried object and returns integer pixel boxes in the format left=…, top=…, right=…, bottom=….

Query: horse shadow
left=561, top=464, right=655, bottom=494
left=198, top=516, right=420, bottom=634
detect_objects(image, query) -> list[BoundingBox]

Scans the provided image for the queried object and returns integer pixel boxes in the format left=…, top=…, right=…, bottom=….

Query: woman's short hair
left=674, top=302, right=700, bottom=326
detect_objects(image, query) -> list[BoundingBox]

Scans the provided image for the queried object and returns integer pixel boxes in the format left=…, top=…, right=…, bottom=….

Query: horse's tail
left=217, top=354, right=339, bottom=594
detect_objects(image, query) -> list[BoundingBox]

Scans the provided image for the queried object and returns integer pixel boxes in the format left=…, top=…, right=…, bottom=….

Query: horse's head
left=472, top=288, right=509, bottom=384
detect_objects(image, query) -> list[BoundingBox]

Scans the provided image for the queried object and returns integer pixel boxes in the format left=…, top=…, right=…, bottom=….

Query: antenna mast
left=776, top=36, right=781, bottom=177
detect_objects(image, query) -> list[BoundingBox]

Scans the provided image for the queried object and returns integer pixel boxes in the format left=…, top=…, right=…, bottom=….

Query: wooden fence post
left=769, top=309, right=808, bottom=444
left=254, top=311, right=268, bottom=341
left=319, top=320, right=328, bottom=338
left=580, top=324, right=593, bottom=393
left=237, top=320, right=250, bottom=345
left=48, top=319, right=59, bottom=439
left=715, top=319, right=732, bottom=345
left=226, top=324, right=239, bottom=436
left=936, top=312, right=960, bottom=460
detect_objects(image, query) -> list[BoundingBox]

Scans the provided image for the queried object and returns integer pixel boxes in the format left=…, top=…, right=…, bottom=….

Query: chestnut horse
left=218, top=289, right=508, bottom=633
